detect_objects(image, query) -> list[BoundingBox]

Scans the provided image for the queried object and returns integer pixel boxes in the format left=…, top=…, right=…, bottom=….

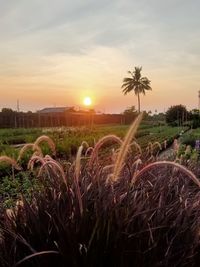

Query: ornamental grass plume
left=34, top=135, right=56, bottom=155
left=74, top=145, right=84, bottom=215
left=163, top=139, right=167, bottom=149
left=1, top=155, right=200, bottom=266
left=152, top=141, right=162, bottom=151
left=173, top=138, right=179, bottom=152
left=112, top=113, right=143, bottom=182
left=2, top=118, right=200, bottom=266
left=0, top=156, right=21, bottom=170
left=132, top=158, right=142, bottom=176
left=88, top=135, right=123, bottom=168
left=75, top=145, right=84, bottom=182
left=75, top=140, right=90, bottom=181
left=145, top=142, right=153, bottom=157
left=38, top=160, right=67, bottom=186
left=132, top=160, right=200, bottom=187
left=81, top=141, right=89, bottom=148
left=17, top=143, right=43, bottom=162
left=85, top=147, right=94, bottom=157
left=148, top=141, right=153, bottom=153
left=129, top=141, right=142, bottom=155
left=27, top=155, right=46, bottom=171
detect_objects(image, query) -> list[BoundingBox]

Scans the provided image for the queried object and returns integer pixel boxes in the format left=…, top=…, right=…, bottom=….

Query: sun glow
left=83, top=96, right=92, bottom=106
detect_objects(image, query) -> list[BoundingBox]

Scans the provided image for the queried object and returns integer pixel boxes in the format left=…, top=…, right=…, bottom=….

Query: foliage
left=123, top=106, right=138, bottom=115
left=166, top=105, right=189, bottom=125
left=180, top=134, right=196, bottom=147
left=190, top=110, right=200, bottom=129
left=123, top=106, right=138, bottom=124
left=0, top=125, right=181, bottom=161
left=0, top=172, right=41, bottom=208
left=151, top=112, right=166, bottom=122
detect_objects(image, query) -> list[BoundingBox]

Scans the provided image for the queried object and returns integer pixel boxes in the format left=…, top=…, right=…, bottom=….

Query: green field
left=0, top=123, right=186, bottom=159
left=0, top=122, right=186, bottom=208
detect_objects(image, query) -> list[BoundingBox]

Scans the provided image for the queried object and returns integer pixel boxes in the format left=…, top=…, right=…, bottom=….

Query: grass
left=1, top=147, right=200, bottom=265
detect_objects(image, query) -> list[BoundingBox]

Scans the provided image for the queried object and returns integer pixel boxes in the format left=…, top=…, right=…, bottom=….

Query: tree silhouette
left=122, top=67, right=152, bottom=113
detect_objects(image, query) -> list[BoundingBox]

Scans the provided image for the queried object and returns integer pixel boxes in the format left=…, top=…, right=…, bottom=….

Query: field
left=0, top=123, right=185, bottom=159
left=0, top=123, right=187, bottom=206
left=1, top=120, right=200, bottom=266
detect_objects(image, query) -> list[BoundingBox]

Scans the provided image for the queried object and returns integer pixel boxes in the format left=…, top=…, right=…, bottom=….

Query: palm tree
left=122, top=67, right=152, bottom=113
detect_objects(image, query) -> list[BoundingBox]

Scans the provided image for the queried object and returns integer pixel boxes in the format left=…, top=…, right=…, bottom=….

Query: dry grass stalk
left=17, top=143, right=43, bottom=162
left=0, top=156, right=21, bottom=170
left=34, top=135, right=56, bottom=155
left=112, top=113, right=143, bottom=182
left=132, top=160, right=200, bottom=187
left=88, top=135, right=123, bottom=168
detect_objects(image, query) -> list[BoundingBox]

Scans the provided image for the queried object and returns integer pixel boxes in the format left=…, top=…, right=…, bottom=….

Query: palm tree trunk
left=137, top=93, right=141, bottom=113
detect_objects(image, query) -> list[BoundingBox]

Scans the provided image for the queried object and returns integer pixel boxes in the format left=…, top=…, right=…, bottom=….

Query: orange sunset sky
left=0, top=0, right=200, bottom=113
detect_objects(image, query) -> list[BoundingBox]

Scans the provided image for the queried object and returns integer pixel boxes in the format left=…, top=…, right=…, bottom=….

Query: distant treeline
left=0, top=108, right=137, bottom=128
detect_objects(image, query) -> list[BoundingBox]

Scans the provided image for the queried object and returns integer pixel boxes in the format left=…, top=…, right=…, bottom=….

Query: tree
left=189, top=109, right=200, bottom=129
left=121, top=67, right=152, bottom=113
left=166, top=105, right=189, bottom=126
left=123, top=106, right=138, bottom=124
left=123, top=105, right=137, bottom=115
left=1, top=108, right=14, bottom=114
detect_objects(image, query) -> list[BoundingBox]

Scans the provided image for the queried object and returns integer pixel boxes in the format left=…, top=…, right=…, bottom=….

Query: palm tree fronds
left=121, top=67, right=152, bottom=112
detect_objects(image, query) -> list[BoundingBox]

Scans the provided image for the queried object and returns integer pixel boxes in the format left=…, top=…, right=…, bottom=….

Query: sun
left=83, top=96, right=92, bottom=106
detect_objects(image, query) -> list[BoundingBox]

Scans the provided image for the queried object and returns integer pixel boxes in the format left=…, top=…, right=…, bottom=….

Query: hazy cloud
left=0, top=0, right=200, bottom=111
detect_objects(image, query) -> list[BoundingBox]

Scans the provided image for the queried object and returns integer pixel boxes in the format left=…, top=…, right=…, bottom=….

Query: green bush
left=181, top=135, right=196, bottom=147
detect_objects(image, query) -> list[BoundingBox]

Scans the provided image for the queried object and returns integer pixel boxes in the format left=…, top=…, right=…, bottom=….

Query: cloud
left=0, top=0, right=200, bottom=111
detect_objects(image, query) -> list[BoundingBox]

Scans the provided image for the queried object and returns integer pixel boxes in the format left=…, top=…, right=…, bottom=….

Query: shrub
left=181, top=135, right=196, bottom=147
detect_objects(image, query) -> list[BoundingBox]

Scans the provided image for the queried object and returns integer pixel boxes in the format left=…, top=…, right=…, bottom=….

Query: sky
left=0, top=0, right=200, bottom=113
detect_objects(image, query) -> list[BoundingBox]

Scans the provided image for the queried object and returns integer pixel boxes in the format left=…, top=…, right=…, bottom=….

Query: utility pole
left=17, top=99, right=20, bottom=112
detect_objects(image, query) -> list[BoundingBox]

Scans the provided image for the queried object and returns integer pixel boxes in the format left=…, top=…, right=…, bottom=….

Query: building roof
left=38, top=107, right=74, bottom=114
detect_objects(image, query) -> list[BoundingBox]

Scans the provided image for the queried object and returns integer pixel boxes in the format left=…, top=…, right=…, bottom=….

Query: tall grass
left=0, top=115, right=200, bottom=266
